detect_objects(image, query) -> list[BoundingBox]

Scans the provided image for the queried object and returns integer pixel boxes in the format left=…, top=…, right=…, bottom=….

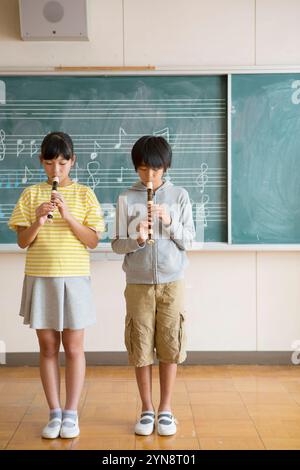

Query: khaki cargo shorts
left=124, top=280, right=186, bottom=367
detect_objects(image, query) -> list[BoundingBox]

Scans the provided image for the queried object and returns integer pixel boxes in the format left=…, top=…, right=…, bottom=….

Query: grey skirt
left=20, top=275, right=96, bottom=331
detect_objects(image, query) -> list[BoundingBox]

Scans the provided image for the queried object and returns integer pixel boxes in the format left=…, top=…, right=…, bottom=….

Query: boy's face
left=137, top=165, right=164, bottom=190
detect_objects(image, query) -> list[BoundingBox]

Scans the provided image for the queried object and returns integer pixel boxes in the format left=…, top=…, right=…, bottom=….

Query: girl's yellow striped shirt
left=8, top=182, right=105, bottom=277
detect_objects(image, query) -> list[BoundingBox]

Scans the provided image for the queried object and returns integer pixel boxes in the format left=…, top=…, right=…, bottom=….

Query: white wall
left=1, top=0, right=300, bottom=353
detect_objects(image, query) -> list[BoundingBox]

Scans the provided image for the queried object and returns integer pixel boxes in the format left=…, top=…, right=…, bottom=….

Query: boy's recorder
left=147, top=182, right=155, bottom=245
left=47, top=176, right=59, bottom=221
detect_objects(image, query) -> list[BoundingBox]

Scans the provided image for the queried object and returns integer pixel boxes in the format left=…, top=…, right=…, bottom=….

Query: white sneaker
left=157, top=412, right=177, bottom=436
left=134, top=411, right=155, bottom=436
left=41, top=417, right=62, bottom=439
left=60, top=417, right=80, bottom=439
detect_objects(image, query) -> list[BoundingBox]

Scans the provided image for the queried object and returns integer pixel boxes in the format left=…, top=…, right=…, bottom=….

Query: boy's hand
left=35, top=202, right=55, bottom=225
left=151, top=204, right=171, bottom=225
left=136, top=220, right=149, bottom=245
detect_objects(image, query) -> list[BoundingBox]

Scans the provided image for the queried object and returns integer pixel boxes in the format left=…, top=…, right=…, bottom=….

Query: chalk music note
left=72, top=162, right=80, bottom=182
left=196, top=163, right=208, bottom=193
left=154, top=127, right=170, bottom=142
left=0, top=129, right=6, bottom=161
left=90, top=140, right=101, bottom=160
left=200, top=194, right=210, bottom=227
left=117, top=167, right=124, bottom=183
left=87, top=161, right=101, bottom=190
left=22, top=166, right=33, bottom=184
left=30, top=139, right=38, bottom=158
left=114, top=127, right=127, bottom=149
left=17, top=139, right=25, bottom=157
left=0, top=80, right=6, bottom=105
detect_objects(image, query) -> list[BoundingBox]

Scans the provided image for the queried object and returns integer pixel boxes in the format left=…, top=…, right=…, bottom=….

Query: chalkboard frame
left=0, top=71, right=228, bottom=250
left=1, top=68, right=300, bottom=251
left=230, top=71, right=300, bottom=246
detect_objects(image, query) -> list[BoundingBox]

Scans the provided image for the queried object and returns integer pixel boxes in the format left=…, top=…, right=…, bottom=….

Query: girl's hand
left=52, top=193, right=71, bottom=221
left=35, top=202, right=55, bottom=225
left=151, top=204, right=171, bottom=225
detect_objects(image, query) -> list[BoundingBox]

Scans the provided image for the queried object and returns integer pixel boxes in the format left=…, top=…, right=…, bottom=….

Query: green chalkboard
left=231, top=74, right=300, bottom=244
left=0, top=75, right=227, bottom=245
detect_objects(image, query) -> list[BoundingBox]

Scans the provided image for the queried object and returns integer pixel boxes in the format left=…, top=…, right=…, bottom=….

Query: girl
left=9, top=132, right=104, bottom=439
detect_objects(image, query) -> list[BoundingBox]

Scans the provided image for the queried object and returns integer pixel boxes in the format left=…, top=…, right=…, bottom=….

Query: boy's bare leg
left=135, top=365, right=154, bottom=411
left=158, top=362, right=177, bottom=412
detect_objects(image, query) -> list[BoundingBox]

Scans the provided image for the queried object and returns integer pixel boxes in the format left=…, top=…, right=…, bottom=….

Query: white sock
left=48, top=408, right=62, bottom=427
left=62, top=409, right=78, bottom=427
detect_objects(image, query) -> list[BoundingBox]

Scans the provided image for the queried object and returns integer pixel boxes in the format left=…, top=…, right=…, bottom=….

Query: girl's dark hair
left=41, top=132, right=74, bottom=160
left=131, top=136, right=172, bottom=171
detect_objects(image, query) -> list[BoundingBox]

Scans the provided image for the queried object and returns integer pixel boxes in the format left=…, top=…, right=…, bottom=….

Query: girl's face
left=137, top=165, right=165, bottom=190
left=40, top=154, right=75, bottom=186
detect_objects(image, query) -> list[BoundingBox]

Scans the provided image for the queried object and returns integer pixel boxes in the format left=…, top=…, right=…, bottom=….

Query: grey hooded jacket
left=111, top=180, right=195, bottom=284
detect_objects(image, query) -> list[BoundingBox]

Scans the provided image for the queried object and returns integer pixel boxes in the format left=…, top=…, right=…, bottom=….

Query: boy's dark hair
left=41, top=132, right=74, bottom=160
left=131, top=136, right=172, bottom=171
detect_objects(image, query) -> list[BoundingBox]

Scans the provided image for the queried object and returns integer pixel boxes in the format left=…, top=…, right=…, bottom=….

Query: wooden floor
left=1, top=365, right=300, bottom=450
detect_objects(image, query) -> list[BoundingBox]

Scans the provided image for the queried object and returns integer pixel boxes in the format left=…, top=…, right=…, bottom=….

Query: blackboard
left=0, top=75, right=227, bottom=244
left=231, top=74, right=300, bottom=244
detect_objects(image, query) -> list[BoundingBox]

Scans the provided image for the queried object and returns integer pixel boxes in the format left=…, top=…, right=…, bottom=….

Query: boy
left=112, top=136, right=195, bottom=436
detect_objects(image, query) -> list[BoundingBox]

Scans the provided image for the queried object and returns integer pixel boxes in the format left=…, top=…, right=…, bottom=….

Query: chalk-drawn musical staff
left=0, top=98, right=226, bottom=120
left=0, top=166, right=226, bottom=190
left=0, top=131, right=226, bottom=159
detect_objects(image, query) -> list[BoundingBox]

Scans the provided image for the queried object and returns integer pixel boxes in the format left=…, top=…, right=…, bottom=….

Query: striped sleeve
left=83, top=188, right=105, bottom=233
left=8, top=188, right=32, bottom=232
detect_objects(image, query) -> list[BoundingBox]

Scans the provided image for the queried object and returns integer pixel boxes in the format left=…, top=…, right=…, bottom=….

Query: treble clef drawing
left=199, top=193, right=210, bottom=228
left=87, top=161, right=101, bottom=190
left=196, top=162, right=208, bottom=193
left=0, top=129, right=6, bottom=161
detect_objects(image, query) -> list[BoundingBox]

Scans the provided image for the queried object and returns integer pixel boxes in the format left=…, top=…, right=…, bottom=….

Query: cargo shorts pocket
left=157, top=311, right=186, bottom=363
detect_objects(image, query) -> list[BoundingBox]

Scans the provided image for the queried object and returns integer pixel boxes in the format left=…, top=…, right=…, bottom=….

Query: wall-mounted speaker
left=19, top=0, right=89, bottom=41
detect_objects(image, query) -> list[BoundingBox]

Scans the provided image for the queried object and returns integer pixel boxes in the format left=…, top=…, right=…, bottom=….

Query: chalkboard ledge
left=2, top=243, right=300, bottom=255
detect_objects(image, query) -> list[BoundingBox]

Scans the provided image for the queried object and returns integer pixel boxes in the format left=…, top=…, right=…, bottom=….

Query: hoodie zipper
left=153, top=191, right=158, bottom=284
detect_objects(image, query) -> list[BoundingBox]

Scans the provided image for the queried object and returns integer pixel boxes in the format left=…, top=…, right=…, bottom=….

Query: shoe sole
left=134, top=427, right=155, bottom=436
left=42, top=433, right=60, bottom=439
left=135, top=430, right=154, bottom=436
left=60, top=430, right=80, bottom=439
left=158, top=430, right=177, bottom=436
